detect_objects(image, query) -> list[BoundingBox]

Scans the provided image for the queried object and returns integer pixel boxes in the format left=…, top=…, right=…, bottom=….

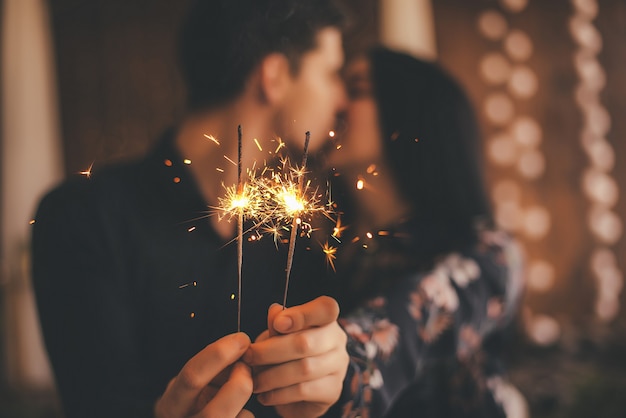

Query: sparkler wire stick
left=237, top=125, right=243, bottom=332
left=282, top=132, right=310, bottom=309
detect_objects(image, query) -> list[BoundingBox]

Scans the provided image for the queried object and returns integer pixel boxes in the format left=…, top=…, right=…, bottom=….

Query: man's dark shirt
left=32, top=129, right=333, bottom=418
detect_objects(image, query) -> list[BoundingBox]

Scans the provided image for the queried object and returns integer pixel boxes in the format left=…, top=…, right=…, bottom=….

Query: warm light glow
left=230, top=195, right=250, bottom=210
left=477, top=10, right=508, bottom=41
left=328, top=130, right=335, bottom=138
left=279, top=189, right=305, bottom=215
left=215, top=180, right=264, bottom=224
left=356, top=179, right=364, bottom=190
left=214, top=155, right=330, bottom=239
left=183, top=159, right=192, bottom=165
left=254, top=138, right=263, bottom=151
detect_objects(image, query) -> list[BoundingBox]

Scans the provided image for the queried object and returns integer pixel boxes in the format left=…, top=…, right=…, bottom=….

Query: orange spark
left=332, top=216, right=347, bottom=240
left=79, top=162, right=94, bottom=178
left=322, top=241, right=337, bottom=272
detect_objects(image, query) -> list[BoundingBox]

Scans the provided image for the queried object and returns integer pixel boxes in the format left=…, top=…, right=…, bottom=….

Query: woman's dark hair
left=369, top=47, right=493, bottom=261
left=330, top=48, right=494, bottom=309
left=178, top=0, right=346, bottom=110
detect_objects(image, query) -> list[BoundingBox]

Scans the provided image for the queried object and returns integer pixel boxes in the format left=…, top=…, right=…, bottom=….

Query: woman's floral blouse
left=338, top=227, right=525, bottom=418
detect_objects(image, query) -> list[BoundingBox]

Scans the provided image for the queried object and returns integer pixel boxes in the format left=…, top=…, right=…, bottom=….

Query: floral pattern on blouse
left=338, top=228, right=525, bottom=418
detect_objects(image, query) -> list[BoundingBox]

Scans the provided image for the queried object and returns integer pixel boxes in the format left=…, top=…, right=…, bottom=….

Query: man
left=32, top=1, right=350, bottom=417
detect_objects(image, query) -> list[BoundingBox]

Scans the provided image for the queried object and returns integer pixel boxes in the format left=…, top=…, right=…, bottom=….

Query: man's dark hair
left=178, top=0, right=346, bottom=110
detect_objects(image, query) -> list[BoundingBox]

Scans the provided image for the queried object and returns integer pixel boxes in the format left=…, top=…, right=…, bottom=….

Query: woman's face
left=325, top=57, right=384, bottom=170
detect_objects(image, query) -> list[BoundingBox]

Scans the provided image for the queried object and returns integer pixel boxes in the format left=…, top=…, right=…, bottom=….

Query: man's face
left=277, top=27, right=347, bottom=153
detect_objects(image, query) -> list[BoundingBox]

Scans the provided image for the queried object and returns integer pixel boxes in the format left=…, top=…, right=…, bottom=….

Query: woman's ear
left=258, top=53, right=292, bottom=105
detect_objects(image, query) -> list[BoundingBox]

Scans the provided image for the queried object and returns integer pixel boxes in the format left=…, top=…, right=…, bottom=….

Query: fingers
left=245, top=322, right=346, bottom=366
left=192, top=385, right=219, bottom=412
left=253, top=348, right=347, bottom=393
left=158, top=332, right=250, bottom=417
left=272, top=296, right=340, bottom=334
left=192, top=362, right=253, bottom=418
left=236, top=410, right=255, bottom=418
left=254, top=329, right=270, bottom=343
left=267, top=303, right=282, bottom=337
left=208, top=364, right=234, bottom=387
left=257, top=373, right=344, bottom=407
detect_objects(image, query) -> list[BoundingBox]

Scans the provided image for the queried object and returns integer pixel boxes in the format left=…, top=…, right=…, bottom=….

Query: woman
left=326, top=47, right=526, bottom=418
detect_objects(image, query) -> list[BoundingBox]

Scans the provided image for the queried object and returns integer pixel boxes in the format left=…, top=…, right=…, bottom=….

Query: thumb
left=267, top=303, right=283, bottom=337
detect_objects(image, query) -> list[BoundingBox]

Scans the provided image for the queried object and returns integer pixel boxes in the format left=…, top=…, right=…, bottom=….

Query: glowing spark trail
left=204, top=133, right=220, bottom=145
left=224, top=155, right=237, bottom=167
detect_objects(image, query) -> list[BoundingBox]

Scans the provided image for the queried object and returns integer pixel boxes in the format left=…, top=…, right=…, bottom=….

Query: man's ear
left=259, top=53, right=292, bottom=105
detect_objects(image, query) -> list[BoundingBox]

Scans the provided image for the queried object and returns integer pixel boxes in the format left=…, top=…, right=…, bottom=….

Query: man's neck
left=175, top=102, right=273, bottom=239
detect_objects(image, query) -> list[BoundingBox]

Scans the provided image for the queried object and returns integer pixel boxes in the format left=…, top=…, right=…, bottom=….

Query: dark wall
left=50, top=0, right=189, bottom=175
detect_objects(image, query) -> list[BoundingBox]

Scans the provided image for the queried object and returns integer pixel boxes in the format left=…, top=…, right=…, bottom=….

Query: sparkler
left=214, top=130, right=338, bottom=319
left=236, top=125, right=243, bottom=332
left=281, top=131, right=310, bottom=309
left=214, top=126, right=248, bottom=332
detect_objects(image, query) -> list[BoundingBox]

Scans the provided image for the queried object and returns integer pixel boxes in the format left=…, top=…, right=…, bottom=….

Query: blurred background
left=1, top=0, right=625, bottom=416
